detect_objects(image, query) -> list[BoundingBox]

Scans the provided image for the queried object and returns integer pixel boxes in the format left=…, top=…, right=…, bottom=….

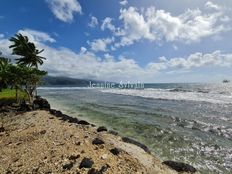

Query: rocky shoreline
left=0, top=97, right=197, bottom=174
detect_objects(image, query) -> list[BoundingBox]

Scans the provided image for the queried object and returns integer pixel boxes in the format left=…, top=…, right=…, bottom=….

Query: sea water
left=38, top=83, right=232, bottom=174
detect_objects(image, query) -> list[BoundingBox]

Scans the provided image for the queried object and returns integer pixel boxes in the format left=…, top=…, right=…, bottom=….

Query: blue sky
left=0, top=0, right=232, bottom=82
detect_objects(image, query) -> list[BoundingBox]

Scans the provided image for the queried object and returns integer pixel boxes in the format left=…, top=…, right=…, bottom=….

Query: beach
left=0, top=108, right=181, bottom=174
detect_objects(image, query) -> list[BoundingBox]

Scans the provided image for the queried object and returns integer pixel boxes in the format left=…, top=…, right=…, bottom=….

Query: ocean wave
left=172, top=117, right=232, bottom=140
left=168, top=88, right=210, bottom=93
left=169, top=88, right=194, bottom=93
left=101, top=88, right=232, bottom=104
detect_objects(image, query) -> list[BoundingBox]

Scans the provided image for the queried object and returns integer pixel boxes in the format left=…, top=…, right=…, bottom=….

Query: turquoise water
left=38, top=83, right=232, bottom=174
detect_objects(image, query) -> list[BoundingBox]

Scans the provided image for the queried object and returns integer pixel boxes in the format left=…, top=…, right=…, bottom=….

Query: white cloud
left=101, top=17, right=125, bottom=36
left=18, top=29, right=56, bottom=43
left=1, top=29, right=232, bottom=82
left=119, top=0, right=128, bottom=6
left=0, top=36, right=12, bottom=56
left=115, top=7, right=153, bottom=47
left=101, top=17, right=115, bottom=32
left=104, top=53, right=114, bottom=61
left=205, top=1, right=221, bottom=10
left=40, top=45, right=147, bottom=81
left=147, top=50, right=232, bottom=71
left=113, top=2, right=230, bottom=47
left=46, top=0, right=82, bottom=22
left=80, top=47, right=87, bottom=54
left=220, top=15, right=230, bottom=22
left=0, top=34, right=4, bottom=39
left=159, top=56, right=167, bottom=62
left=88, top=16, right=98, bottom=28
left=87, top=37, right=114, bottom=52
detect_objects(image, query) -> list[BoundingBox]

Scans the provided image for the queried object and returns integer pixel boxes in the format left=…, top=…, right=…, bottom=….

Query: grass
left=0, top=88, right=28, bottom=104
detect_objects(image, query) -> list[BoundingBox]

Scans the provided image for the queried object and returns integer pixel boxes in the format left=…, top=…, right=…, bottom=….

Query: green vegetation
left=9, top=33, right=46, bottom=68
left=0, top=33, right=47, bottom=105
left=0, top=89, right=27, bottom=103
left=42, top=76, right=101, bottom=86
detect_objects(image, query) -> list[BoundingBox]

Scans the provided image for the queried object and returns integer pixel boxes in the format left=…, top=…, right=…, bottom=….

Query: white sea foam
left=101, top=88, right=232, bottom=104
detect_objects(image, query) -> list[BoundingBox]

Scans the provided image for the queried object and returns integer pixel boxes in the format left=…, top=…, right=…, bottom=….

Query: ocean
left=38, top=83, right=232, bottom=174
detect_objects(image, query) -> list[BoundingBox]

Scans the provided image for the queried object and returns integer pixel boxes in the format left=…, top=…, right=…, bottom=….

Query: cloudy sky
left=0, top=0, right=232, bottom=82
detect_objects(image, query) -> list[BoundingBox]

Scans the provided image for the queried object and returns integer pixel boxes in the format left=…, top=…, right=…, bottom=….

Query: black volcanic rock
left=97, top=126, right=107, bottom=132
left=68, top=154, right=80, bottom=161
left=121, top=137, right=150, bottom=153
left=99, top=164, right=110, bottom=173
left=162, top=161, right=197, bottom=173
left=0, top=126, right=5, bottom=132
left=50, top=109, right=63, bottom=117
left=108, top=130, right=118, bottom=136
left=78, top=120, right=90, bottom=125
left=19, top=100, right=33, bottom=111
left=68, top=117, right=79, bottom=123
left=60, top=114, right=70, bottom=121
left=50, top=111, right=79, bottom=124
left=33, top=97, right=50, bottom=110
left=79, top=158, right=94, bottom=169
left=92, top=138, right=105, bottom=145
left=63, top=162, right=74, bottom=170
left=110, top=148, right=121, bottom=156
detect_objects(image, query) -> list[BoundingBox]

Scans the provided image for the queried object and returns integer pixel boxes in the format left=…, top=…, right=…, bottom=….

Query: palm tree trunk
left=16, top=87, right=18, bottom=103
left=34, top=82, right=37, bottom=97
left=25, top=89, right=32, bottom=105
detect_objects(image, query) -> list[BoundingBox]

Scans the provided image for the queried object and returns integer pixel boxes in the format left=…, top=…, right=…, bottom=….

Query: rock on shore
left=0, top=109, right=184, bottom=174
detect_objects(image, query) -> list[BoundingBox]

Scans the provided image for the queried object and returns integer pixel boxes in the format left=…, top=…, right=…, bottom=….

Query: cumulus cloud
left=40, top=44, right=147, bottom=81
left=116, top=7, right=153, bottom=47
left=46, top=0, right=82, bottom=22
left=1, top=29, right=232, bottom=82
left=88, top=16, right=98, bottom=28
left=112, top=2, right=230, bottom=48
left=18, top=29, right=56, bottom=43
left=205, top=1, right=221, bottom=10
left=101, top=17, right=124, bottom=36
left=87, top=37, right=114, bottom=52
left=0, top=36, right=12, bottom=56
left=220, top=15, right=230, bottom=22
left=80, top=47, right=87, bottom=54
left=147, top=51, right=232, bottom=71
left=101, top=17, right=115, bottom=32
left=119, top=0, right=128, bottom=6
left=104, top=53, right=114, bottom=61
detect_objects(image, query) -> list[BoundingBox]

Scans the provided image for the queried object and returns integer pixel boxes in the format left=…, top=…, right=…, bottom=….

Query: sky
left=0, top=0, right=232, bottom=83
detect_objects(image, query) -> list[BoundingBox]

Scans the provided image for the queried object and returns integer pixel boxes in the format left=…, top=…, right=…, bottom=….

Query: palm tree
left=9, top=33, right=46, bottom=68
left=0, top=56, right=23, bottom=101
left=0, top=57, right=11, bottom=91
left=6, top=64, right=23, bottom=102
left=9, top=33, right=47, bottom=100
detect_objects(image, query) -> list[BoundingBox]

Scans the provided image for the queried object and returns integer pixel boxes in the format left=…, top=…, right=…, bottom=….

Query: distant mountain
left=41, top=76, right=102, bottom=87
